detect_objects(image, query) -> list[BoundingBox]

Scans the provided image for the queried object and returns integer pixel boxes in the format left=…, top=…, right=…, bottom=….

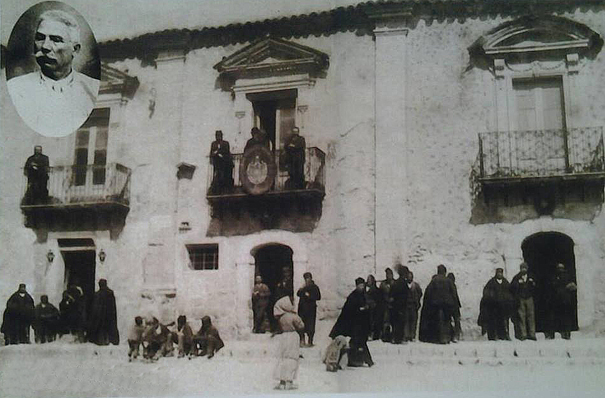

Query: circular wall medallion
left=240, top=145, right=276, bottom=195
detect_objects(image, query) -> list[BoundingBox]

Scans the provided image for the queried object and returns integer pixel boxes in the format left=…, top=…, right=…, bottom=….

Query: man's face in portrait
left=35, top=19, right=80, bottom=80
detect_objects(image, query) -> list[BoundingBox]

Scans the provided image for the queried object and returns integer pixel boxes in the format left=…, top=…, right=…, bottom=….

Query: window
left=186, top=244, right=219, bottom=270
left=514, top=77, right=566, bottom=131
left=73, top=108, right=111, bottom=186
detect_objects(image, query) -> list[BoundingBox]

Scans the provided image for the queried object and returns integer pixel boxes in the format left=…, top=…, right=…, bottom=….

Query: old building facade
left=1, top=0, right=604, bottom=340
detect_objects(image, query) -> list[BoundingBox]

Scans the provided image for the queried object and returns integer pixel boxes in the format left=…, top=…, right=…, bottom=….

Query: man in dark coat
left=378, top=268, right=395, bottom=341
left=365, top=274, right=382, bottom=341
left=59, top=287, right=85, bottom=340
left=1, top=284, right=35, bottom=345
left=209, top=130, right=234, bottom=194
left=283, top=126, right=306, bottom=189
left=296, top=272, right=321, bottom=347
left=419, top=265, right=457, bottom=344
left=447, top=273, right=462, bottom=342
left=252, top=275, right=271, bottom=333
left=194, top=316, right=224, bottom=359
left=88, top=279, right=119, bottom=345
left=23, top=145, right=50, bottom=204
left=389, top=264, right=409, bottom=344
left=244, top=127, right=271, bottom=152
left=478, top=268, right=514, bottom=341
left=34, top=295, right=60, bottom=343
left=329, top=277, right=374, bottom=367
left=545, top=263, right=577, bottom=340
left=404, top=271, right=423, bottom=342
left=510, top=262, right=537, bottom=341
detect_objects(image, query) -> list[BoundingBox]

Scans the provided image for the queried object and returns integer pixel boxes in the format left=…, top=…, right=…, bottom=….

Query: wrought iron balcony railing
left=21, top=163, right=131, bottom=207
left=478, top=127, right=605, bottom=182
left=206, top=147, right=325, bottom=198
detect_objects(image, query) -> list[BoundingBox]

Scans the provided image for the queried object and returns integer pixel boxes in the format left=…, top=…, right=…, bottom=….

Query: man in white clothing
left=7, top=9, right=99, bottom=137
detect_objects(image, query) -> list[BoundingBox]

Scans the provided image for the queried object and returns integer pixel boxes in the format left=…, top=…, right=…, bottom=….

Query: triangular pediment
left=214, top=37, right=329, bottom=79
left=100, top=63, right=139, bottom=99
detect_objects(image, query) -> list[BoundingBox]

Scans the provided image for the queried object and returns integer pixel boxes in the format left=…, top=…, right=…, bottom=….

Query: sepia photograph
left=5, top=1, right=100, bottom=138
left=0, top=0, right=604, bottom=398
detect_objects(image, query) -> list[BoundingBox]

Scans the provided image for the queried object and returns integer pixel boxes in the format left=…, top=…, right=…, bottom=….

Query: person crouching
left=323, top=335, right=348, bottom=372
left=174, top=315, right=194, bottom=358
left=194, top=316, right=224, bottom=359
left=127, top=316, right=145, bottom=361
left=142, top=317, right=174, bottom=361
left=273, top=296, right=305, bottom=390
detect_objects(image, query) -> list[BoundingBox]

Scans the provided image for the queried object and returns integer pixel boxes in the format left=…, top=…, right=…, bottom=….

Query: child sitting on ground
left=323, top=335, right=348, bottom=372
left=127, top=316, right=145, bottom=361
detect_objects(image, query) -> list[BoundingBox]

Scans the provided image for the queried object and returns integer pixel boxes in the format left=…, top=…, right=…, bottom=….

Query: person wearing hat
left=296, top=272, right=321, bottom=347
left=1, top=283, right=35, bottom=345
left=419, top=264, right=457, bottom=344
left=88, top=278, right=119, bottom=345
left=283, top=126, right=306, bottom=189
left=478, top=268, right=514, bottom=341
left=510, top=262, right=537, bottom=341
left=545, top=263, right=577, bottom=340
left=329, top=277, right=374, bottom=367
left=389, top=263, right=410, bottom=344
left=209, top=130, right=234, bottom=194
left=194, top=315, right=224, bottom=358
left=33, top=294, right=60, bottom=343
left=378, top=267, right=395, bottom=341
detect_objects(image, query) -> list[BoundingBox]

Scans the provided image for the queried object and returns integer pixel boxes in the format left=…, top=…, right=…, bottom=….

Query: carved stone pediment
left=100, top=63, right=139, bottom=100
left=470, top=15, right=603, bottom=60
left=214, top=37, right=329, bottom=82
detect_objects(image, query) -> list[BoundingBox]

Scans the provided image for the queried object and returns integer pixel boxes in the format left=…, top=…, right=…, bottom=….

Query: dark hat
left=437, top=264, right=447, bottom=274
left=495, top=267, right=504, bottom=272
left=18, top=283, right=26, bottom=289
left=355, top=277, right=365, bottom=286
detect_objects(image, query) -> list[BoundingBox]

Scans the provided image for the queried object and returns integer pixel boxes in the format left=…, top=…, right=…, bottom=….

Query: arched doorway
left=521, top=232, right=578, bottom=333
left=253, top=244, right=293, bottom=332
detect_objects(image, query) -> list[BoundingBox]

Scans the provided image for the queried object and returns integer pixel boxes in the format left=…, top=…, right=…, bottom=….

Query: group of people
left=127, top=314, right=224, bottom=362
left=323, top=261, right=578, bottom=372
left=325, top=264, right=453, bottom=370
left=478, top=262, right=577, bottom=341
left=209, top=126, right=307, bottom=194
left=1, top=279, right=119, bottom=346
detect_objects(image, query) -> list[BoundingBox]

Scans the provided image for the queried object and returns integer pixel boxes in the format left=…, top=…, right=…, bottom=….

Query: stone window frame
left=470, top=16, right=602, bottom=134
left=186, top=243, right=219, bottom=271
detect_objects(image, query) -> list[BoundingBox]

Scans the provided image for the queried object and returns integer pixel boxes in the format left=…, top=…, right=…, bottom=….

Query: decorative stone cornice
left=214, top=37, right=329, bottom=90
left=99, top=63, right=139, bottom=100
left=470, top=15, right=603, bottom=60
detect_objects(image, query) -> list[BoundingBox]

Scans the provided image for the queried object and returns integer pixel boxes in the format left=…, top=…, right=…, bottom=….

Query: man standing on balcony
left=24, top=145, right=50, bottom=204
left=209, top=130, right=233, bottom=194
left=284, top=127, right=306, bottom=189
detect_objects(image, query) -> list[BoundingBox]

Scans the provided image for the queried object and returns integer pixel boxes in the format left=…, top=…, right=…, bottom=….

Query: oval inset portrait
left=6, top=1, right=100, bottom=138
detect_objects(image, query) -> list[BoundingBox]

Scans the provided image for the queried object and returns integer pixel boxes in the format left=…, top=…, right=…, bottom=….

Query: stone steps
left=3, top=337, right=604, bottom=364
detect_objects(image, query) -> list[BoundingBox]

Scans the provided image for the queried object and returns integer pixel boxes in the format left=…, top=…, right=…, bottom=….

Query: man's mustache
left=35, top=51, right=56, bottom=63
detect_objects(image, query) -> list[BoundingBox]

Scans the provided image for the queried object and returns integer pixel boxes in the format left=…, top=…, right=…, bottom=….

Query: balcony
left=21, top=163, right=131, bottom=231
left=205, top=147, right=325, bottom=235
left=478, top=127, right=605, bottom=184
left=473, top=127, right=605, bottom=220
